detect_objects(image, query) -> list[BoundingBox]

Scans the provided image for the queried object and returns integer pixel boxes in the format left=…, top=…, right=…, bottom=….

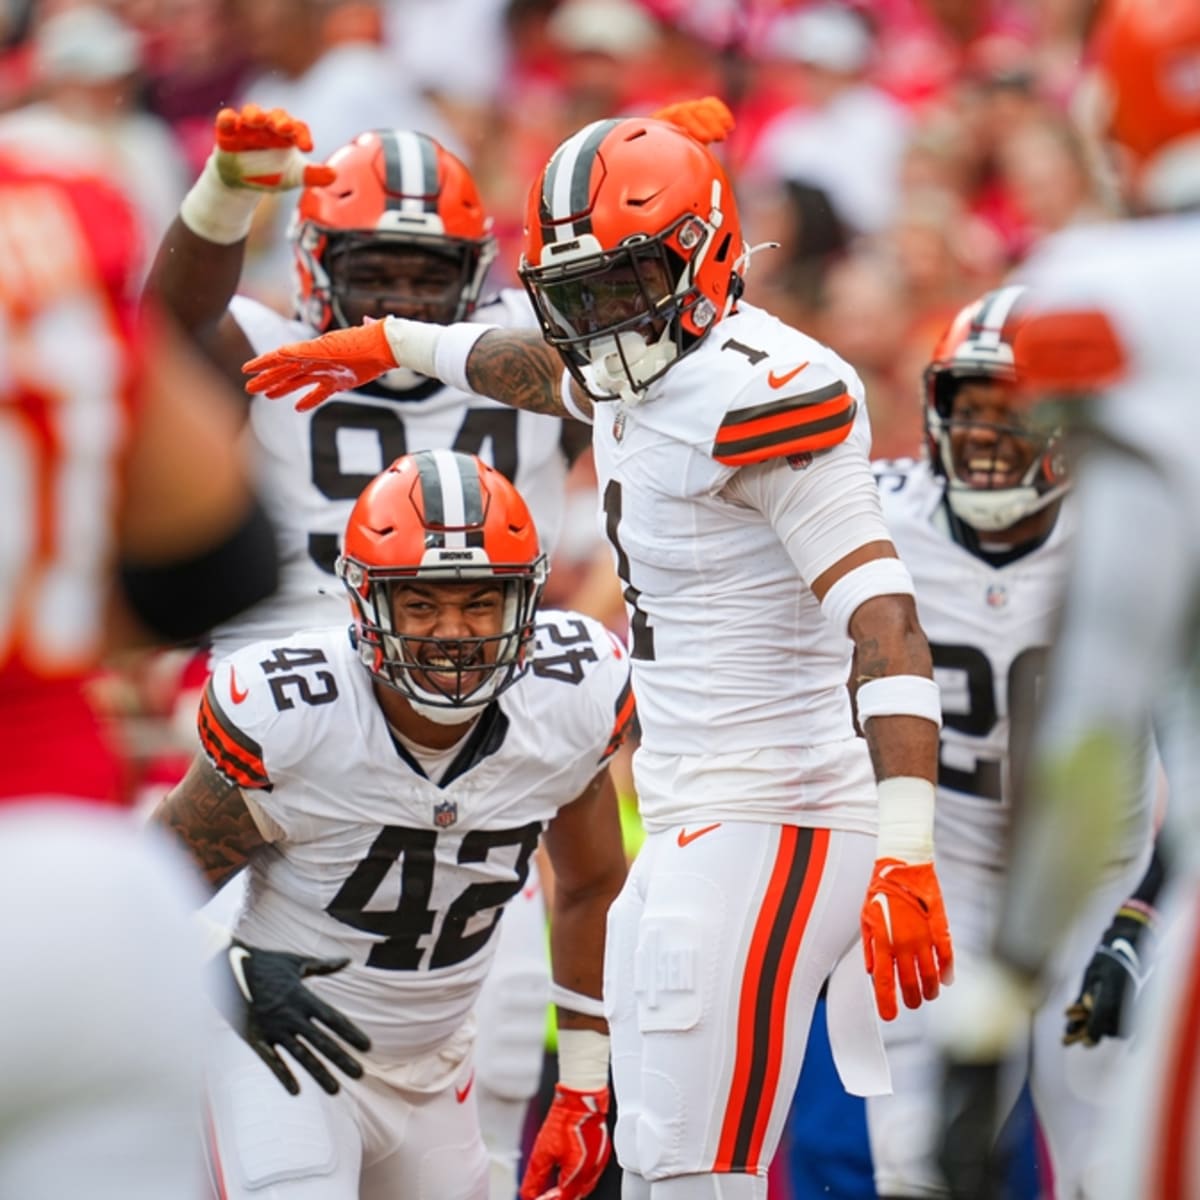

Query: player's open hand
left=861, top=857, right=955, bottom=1020
left=650, top=96, right=735, bottom=144
left=215, top=938, right=372, bottom=1095
left=211, top=103, right=336, bottom=193
left=243, top=320, right=399, bottom=411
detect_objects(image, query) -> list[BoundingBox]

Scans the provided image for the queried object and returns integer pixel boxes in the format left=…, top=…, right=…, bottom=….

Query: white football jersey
left=877, top=458, right=1070, bottom=869
left=877, top=457, right=1155, bottom=869
left=587, top=302, right=886, bottom=833
left=213, top=289, right=571, bottom=657
left=197, top=611, right=632, bottom=1072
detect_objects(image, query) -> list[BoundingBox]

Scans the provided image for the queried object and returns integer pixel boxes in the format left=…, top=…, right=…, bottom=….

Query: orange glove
left=861, top=858, right=954, bottom=1021
left=651, top=96, right=735, bottom=144
left=520, top=1085, right=611, bottom=1200
left=243, top=320, right=397, bottom=411
left=211, top=103, right=336, bottom=191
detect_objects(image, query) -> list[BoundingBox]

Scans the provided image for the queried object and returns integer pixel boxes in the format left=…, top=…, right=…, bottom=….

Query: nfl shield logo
left=433, top=799, right=458, bottom=828
left=613, top=408, right=627, bottom=443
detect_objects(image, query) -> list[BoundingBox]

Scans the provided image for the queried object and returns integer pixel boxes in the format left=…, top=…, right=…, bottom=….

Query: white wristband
left=557, top=1027, right=610, bottom=1091
left=876, top=775, right=936, bottom=863
left=434, top=322, right=496, bottom=394
left=856, top=674, right=942, bottom=727
left=179, top=151, right=261, bottom=245
left=379, top=317, right=496, bottom=390
left=549, top=982, right=606, bottom=1019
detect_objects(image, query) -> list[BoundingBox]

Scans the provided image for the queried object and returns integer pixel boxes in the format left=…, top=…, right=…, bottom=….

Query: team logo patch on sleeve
left=713, top=381, right=856, bottom=466
left=198, top=681, right=271, bottom=791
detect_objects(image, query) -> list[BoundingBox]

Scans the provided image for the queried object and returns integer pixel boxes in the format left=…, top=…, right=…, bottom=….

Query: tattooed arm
left=811, top=540, right=938, bottom=784
left=149, top=755, right=269, bottom=892
left=846, top=591, right=938, bottom=783
left=466, top=329, right=594, bottom=422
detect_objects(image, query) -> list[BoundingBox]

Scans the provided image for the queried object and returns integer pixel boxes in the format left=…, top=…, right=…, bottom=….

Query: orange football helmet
left=292, top=129, right=497, bottom=332
left=924, top=286, right=1069, bottom=532
left=338, top=450, right=547, bottom=709
left=1090, top=0, right=1200, bottom=209
left=518, top=116, right=746, bottom=401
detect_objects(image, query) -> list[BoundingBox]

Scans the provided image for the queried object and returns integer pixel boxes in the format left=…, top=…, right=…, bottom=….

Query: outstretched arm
left=243, top=316, right=591, bottom=420
left=145, top=104, right=335, bottom=384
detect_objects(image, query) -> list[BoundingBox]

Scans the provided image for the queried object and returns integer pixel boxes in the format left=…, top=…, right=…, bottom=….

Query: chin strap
left=724, top=240, right=778, bottom=319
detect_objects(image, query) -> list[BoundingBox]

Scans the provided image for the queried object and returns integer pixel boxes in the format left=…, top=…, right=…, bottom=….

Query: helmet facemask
left=522, top=213, right=723, bottom=404
left=339, top=559, right=547, bottom=719
left=322, top=232, right=492, bottom=329
left=926, top=374, right=1068, bottom=532
left=289, top=128, right=498, bottom=338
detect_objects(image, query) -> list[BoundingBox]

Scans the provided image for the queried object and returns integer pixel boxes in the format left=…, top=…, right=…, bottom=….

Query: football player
left=0, top=148, right=278, bottom=1195
left=242, top=113, right=955, bottom=1199
left=865, top=286, right=1155, bottom=1198
left=146, top=105, right=581, bottom=1195
left=931, top=2, right=1200, bottom=1196
left=151, top=451, right=632, bottom=1200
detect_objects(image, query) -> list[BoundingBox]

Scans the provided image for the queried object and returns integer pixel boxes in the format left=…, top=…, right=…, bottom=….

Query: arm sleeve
left=722, top=439, right=893, bottom=585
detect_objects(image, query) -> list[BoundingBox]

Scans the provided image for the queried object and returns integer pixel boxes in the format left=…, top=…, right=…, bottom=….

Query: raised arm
left=145, top=104, right=335, bottom=383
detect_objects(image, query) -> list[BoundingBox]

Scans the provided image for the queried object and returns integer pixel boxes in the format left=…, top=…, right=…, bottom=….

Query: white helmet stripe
left=541, top=119, right=618, bottom=243
left=430, top=448, right=468, bottom=547
left=392, top=130, right=435, bottom=215
left=970, top=284, right=1025, bottom=348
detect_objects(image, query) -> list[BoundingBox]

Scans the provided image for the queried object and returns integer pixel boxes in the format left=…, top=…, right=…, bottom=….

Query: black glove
left=216, top=938, right=372, bottom=1095
left=1063, top=906, right=1153, bottom=1046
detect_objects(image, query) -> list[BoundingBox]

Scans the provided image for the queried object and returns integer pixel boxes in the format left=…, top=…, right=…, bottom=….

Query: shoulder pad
left=712, top=360, right=857, bottom=466
left=198, top=671, right=272, bottom=791
left=528, top=611, right=635, bottom=766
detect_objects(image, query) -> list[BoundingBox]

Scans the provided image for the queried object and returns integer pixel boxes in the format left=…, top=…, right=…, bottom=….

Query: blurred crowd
left=0, top=0, right=1104, bottom=465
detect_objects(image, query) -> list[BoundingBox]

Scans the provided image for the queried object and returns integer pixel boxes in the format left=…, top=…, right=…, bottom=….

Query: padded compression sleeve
left=119, top=500, right=278, bottom=642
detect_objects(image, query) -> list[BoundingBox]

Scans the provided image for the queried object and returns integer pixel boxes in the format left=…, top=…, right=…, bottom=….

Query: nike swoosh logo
left=455, top=1071, right=475, bottom=1104
left=228, top=945, right=254, bottom=1002
left=229, top=667, right=249, bottom=705
left=870, top=894, right=893, bottom=942
left=767, top=362, right=808, bottom=389
left=1109, top=937, right=1139, bottom=970
left=677, top=822, right=721, bottom=847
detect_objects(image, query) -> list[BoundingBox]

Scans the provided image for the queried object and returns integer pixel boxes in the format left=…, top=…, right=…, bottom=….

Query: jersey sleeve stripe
left=713, top=397, right=857, bottom=466
left=719, top=380, right=847, bottom=430
left=198, top=684, right=270, bottom=790
left=600, top=676, right=636, bottom=764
